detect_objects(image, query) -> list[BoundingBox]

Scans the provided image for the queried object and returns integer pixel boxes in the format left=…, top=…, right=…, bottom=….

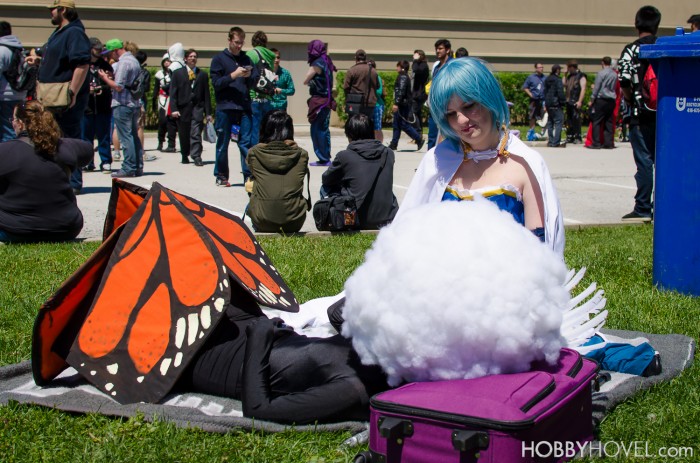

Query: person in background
left=38, top=0, right=91, bottom=194
left=304, top=39, right=336, bottom=167
left=563, top=60, right=586, bottom=144
left=543, top=64, right=566, bottom=148
left=454, top=47, right=469, bottom=58
left=246, top=110, right=309, bottom=233
left=81, top=37, right=113, bottom=173
left=427, top=38, right=452, bottom=150
left=0, top=100, right=92, bottom=243
left=618, top=5, right=661, bottom=222
left=321, top=113, right=399, bottom=230
left=410, top=49, right=429, bottom=136
left=0, top=21, right=26, bottom=142
left=388, top=60, right=424, bottom=151
left=368, top=59, right=385, bottom=142
left=687, top=14, right=700, bottom=32
left=587, top=56, right=618, bottom=150
left=187, top=48, right=212, bottom=167
left=522, top=63, right=545, bottom=141
left=246, top=31, right=277, bottom=147
left=152, top=53, right=177, bottom=152
left=269, top=48, right=295, bottom=112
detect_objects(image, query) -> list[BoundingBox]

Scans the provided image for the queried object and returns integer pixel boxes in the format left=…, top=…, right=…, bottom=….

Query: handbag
left=203, top=120, right=216, bottom=143
left=36, top=81, right=72, bottom=110
left=313, top=195, right=359, bottom=231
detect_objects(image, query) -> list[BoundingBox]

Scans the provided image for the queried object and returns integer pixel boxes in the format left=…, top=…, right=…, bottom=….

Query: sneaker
left=143, top=153, right=158, bottom=162
left=101, top=164, right=112, bottom=174
left=526, top=129, right=536, bottom=141
left=112, top=150, right=122, bottom=161
left=416, top=138, right=425, bottom=151
left=193, top=157, right=204, bottom=166
left=388, top=143, right=398, bottom=151
left=621, top=211, right=652, bottom=223
left=309, top=161, right=331, bottom=167
left=82, top=165, right=96, bottom=172
left=111, top=169, right=137, bottom=178
left=215, top=176, right=231, bottom=187
left=163, top=146, right=177, bottom=153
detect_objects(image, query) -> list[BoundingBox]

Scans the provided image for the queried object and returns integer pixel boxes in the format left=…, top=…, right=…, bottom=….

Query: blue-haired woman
left=399, top=57, right=565, bottom=256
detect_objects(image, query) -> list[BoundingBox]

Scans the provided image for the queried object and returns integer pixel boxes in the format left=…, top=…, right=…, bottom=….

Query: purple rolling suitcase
left=362, top=348, right=598, bottom=463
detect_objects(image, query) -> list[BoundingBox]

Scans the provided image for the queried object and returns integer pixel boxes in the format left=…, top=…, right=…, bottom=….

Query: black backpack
left=252, top=49, right=277, bottom=96
left=1, top=44, right=31, bottom=92
left=128, top=67, right=151, bottom=100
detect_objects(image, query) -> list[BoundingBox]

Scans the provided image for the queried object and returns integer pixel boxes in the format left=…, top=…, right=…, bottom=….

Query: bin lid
left=641, top=28, right=700, bottom=59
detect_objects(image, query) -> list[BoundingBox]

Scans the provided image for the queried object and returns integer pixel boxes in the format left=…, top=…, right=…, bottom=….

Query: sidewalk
left=75, top=129, right=640, bottom=241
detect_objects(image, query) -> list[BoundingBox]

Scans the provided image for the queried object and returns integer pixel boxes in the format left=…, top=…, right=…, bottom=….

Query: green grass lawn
left=1, top=227, right=698, bottom=462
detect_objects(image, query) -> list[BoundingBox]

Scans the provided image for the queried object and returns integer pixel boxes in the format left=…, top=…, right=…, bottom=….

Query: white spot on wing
left=107, top=363, right=118, bottom=375
left=200, top=305, right=211, bottom=329
left=214, top=298, right=225, bottom=313
left=111, top=392, right=116, bottom=396
left=199, top=331, right=204, bottom=339
left=258, top=284, right=277, bottom=305
left=160, top=358, right=172, bottom=376
left=187, top=313, right=199, bottom=345
left=90, top=370, right=96, bottom=376
left=279, top=296, right=291, bottom=307
left=175, top=317, right=186, bottom=349
left=223, top=279, right=229, bottom=288
left=137, top=376, right=144, bottom=383
left=174, top=352, right=183, bottom=367
left=105, top=383, right=114, bottom=391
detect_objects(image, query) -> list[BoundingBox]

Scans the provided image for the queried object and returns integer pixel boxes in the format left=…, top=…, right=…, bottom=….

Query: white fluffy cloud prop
left=341, top=200, right=569, bottom=386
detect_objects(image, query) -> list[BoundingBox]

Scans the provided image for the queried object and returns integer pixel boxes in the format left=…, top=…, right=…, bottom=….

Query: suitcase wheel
left=353, top=450, right=372, bottom=463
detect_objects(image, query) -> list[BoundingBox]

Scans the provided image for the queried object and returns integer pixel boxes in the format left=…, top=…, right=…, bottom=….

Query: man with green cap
left=97, top=38, right=143, bottom=178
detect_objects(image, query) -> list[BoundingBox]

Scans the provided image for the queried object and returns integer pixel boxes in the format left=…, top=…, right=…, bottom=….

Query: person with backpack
left=246, top=31, right=277, bottom=148
left=0, top=22, right=27, bottom=142
left=544, top=64, right=566, bottom=147
left=618, top=5, right=661, bottom=222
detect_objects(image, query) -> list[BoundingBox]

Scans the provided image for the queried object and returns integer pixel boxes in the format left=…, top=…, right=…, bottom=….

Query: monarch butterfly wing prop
left=103, top=179, right=149, bottom=240
left=168, top=186, right=299, bottom=313
left=67, top=184, right=231, bottom=404
left=32, top=225, right=126, bottom=385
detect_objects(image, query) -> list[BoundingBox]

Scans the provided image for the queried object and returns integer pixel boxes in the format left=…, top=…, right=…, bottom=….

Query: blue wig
left=429, top=58, right=510, bottom=146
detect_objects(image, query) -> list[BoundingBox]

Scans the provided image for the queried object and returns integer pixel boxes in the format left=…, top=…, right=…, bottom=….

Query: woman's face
left=445, top=94, right=497, bottom=150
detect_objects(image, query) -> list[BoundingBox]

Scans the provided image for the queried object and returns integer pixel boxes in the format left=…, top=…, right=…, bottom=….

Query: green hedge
left=335, top=70, right=594, bottom=127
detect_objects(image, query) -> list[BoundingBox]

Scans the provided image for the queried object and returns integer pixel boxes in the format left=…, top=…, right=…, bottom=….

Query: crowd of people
left=1, top=3, right=697, bottom=236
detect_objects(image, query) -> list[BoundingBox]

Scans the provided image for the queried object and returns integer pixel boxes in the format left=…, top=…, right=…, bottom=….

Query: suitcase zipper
left=567, top=355, right=583, bottom=377
left=520, top=381, right=556, bottom=412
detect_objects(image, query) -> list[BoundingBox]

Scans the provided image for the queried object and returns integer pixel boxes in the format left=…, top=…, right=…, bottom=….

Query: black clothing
left=590, top=98, right=616, bottom=148
left=393, top=72, right=412, bottom=106
left=169, top=66, right=194, bottom=159
left=191, top=67, right=212, bottom=116
left=322, top=139, right=399, bottom=229
left=544, top=74, right=565, bottom=108
left=411, top=60, right=429, bottom=101
left=0, top=137, right=91, bottom=240
left=85, top=58, right=113, bottom=115
left=188, top=291, right=389, bottom=425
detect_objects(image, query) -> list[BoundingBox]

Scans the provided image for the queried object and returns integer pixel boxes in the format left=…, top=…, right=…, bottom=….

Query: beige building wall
left=4, top=1, right=697, bottom=122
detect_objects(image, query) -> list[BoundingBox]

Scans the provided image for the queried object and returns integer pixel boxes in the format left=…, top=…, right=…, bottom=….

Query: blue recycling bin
left=640, top=29, right=700, bottom=296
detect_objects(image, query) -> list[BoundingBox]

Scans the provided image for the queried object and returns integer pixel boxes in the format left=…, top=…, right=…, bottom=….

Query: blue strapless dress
left=442, top=184, right=525, bottom=226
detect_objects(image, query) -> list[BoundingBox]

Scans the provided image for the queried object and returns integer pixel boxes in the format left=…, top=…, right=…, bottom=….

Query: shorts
left=373, top=105, right=384, bottom=131
left=528, top=99, right=545, bottom=121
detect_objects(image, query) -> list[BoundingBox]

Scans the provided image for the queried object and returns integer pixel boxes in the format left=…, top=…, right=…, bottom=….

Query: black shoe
left=72, top=188, right=82, bottom=195
left=416, top=138, right=425, bottom=151
left=163, top=146, right=177, bottom=153
left=388, top=143, right=398, bottom=151
left=215, top=176, right=231, bottom=187
left=585, top=145, right=601, bottom=150
left=621, top=211, right=652, bottom=223
left=111, top=169, right=137, bottom=178
left=193, top=157, right=203, bottom=166
left=181, top=156, right=190, bottom=164
left=157, top=143, right=163, bottom=151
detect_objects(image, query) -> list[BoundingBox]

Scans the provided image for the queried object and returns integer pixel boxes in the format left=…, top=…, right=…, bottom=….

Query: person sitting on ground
left=321, top=113, right=399, bottom=229
left=0, top=100, right=92, bottom=243
left=399, top=57, right=564, bottom=256
left=246, top=110, right=310, bottom=233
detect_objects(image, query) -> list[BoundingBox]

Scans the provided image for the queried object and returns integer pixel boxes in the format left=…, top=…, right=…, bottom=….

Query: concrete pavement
left=75, top=128, right=640, bottom=241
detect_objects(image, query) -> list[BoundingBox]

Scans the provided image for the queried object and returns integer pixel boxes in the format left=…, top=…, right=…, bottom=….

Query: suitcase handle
left=378, top=417, right=414, bottom=442
left=452, top=429, right=490, bottom=453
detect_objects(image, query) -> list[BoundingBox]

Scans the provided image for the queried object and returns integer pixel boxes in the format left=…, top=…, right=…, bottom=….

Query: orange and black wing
left=103, top=179, right=149, bottom=240
left=168, top=186, right=299, bottom=313
left=67, top=184, right=230, bottom=404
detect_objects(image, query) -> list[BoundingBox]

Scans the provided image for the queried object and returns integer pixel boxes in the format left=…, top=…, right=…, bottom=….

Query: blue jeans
left=427, top=113, right=438, bottom=150
left=81, top=112, right=112, bottom=168
left=113, top=105, right=142, bottom=175
left=310, top=107, right=331, bottom=163
left=250, top=99, right=273, bottom=147
left=0, top=100, right=20, bottom=142
left=546, top=107, right=564, bottom=146
left=629, top=124, right=656, bottom=215
left=390, top=105, right=422, bottom=145
left=55, top=92, right=88, bottom=190
left=214, top=109, right=252, bottom=181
